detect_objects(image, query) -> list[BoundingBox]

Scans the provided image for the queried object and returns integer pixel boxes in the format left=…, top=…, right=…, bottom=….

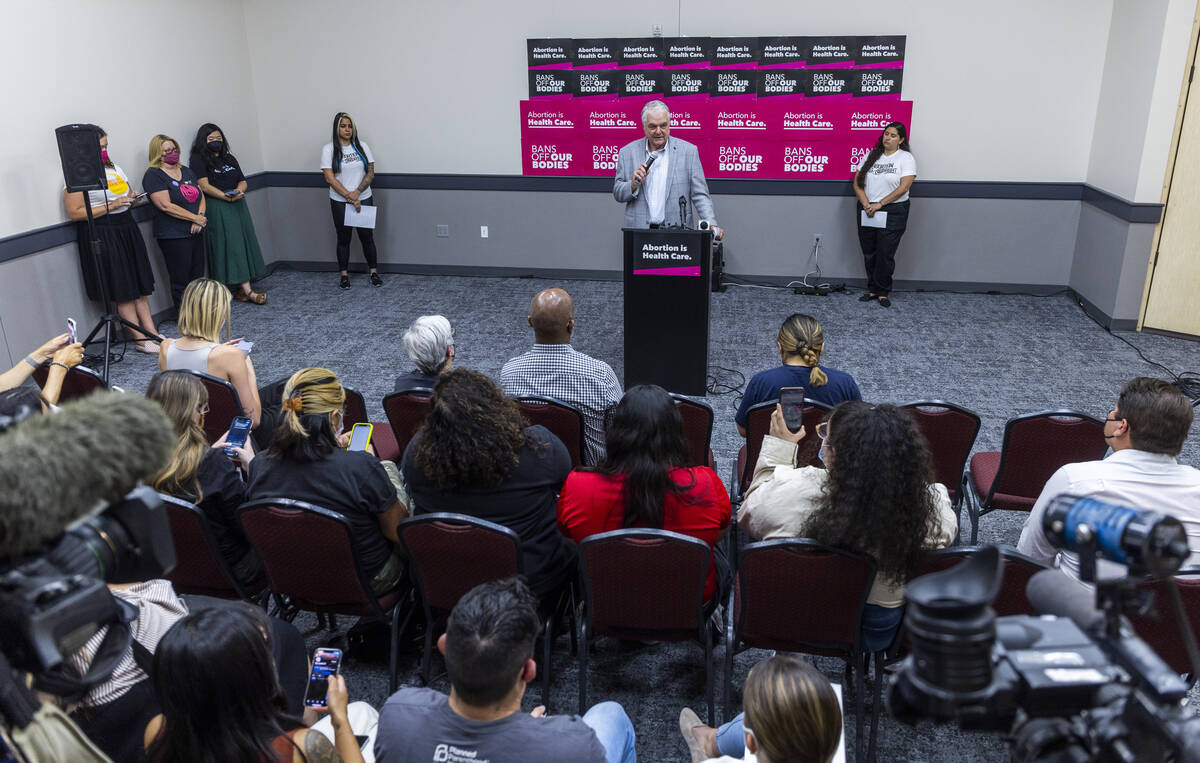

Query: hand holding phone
left=235, top=340, right=253, bottom=356
left=778, top=387, right=806, bottom=433
left=66, top=318, right=77, bottom=344
left=224, top=416, right=253, bottom=459
left=347, top=422, right=373, bottom=452
left=304, top=648, right=343, bottom=708
left=225, top=189, right=240, bottom=197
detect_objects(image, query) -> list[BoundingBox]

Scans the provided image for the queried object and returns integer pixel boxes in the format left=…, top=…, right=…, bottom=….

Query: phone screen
left=304, top=648, right=343, bottom=707
left=779, top=387, right=806, bottom=433
left=66, top=318, right=77, bottom=344
left=347, top=423, right=372, bottom=451
left=224, top=416, right=253, bottom=456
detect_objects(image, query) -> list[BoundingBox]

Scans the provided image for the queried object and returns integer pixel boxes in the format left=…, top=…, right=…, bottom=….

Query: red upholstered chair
left=381, top=387, right=434, bottom=461
left=577, top=529, right=716, bottom=723
left=913, top=545, right=1047, bottom=618
left=238, top=498, right=410, bottom=690
left=734, top=398, right=833, bottom=498
left=32, top=363, right=106, bottom=402
left=159, top=493, right=265, bottom=602
left=900, top=400, right=982, bottom=507
left=185, top=370, right=245, bottom=444
left=514, top=395, right=586, bottom=468
left=672, top=393, right=716, bottom=468
left=725, top=538, right=878, bottom=761
left=963, top=410, right=1106, bottom=543
left=343, top=385, right=400, bottom=462
left=1129, top=567, right=1200, bottom=678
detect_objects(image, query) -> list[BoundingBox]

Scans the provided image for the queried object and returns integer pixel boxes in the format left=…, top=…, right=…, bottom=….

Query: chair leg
left=568, top=592, right=578, bottom=658
left=705, top=624, right=715, bottom=727
left=420, top=611, right=434, bottom=686
left=389, top=598, right=412, bottom=695
left=578, top=618, right=589, bottom=715
left=853, top=652, right=866, bottom=763
left=722, top=585, right=736, bottom=722
left=542, top=613, right=554, bottom=714
left=868, top=651, right=883, bottom=763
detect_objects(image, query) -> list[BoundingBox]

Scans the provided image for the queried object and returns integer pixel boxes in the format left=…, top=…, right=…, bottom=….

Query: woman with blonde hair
left=682, top=654, right=842, bottom=762
left=142, top=134, right=206, bottom=307
left=734, top=313, right=861, bottom=436
left=158, top=278, right=262, bottom=429
left=146, top=370, right=262, bottom=584
left=246, top=368, right=408, bottom=593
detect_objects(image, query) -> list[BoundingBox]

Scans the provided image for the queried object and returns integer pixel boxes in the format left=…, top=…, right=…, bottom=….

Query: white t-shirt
left=72, top=164, right=134, bottom=214
left=320, top=140, right=375, bottom=201
left=856, top=149, right=916, bottom=203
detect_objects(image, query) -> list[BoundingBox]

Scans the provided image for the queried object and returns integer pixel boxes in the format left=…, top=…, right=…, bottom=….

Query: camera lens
left=44, top=515, right=131, bottom=580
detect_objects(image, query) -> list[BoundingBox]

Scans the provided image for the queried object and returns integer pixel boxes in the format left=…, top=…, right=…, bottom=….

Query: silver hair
left=641, top=100, right=670, bottom=124
left=403, top=315, right=454, bottom=376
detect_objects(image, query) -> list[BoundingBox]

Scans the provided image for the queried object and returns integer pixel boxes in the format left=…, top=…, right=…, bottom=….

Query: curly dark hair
left=412, top=369, right=528, bottom=491
left=801, top=401, right=939, bottom=582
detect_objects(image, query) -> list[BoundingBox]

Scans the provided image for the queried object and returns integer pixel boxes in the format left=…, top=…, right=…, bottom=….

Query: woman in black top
left=189, top=123, right=267, bottom=305
left=402, top=369, right=575, bottom=600
left=146, top=370, right=263, bottom=584
left=143, top=134, right=206, bottom=307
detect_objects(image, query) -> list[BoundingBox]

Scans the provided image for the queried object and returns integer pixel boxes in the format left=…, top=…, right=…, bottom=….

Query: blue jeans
left=716, top=713, right=746, bottom=758
left=582, top=701, right=637, bottom=763
left=861, top=603, right=905, bottom=653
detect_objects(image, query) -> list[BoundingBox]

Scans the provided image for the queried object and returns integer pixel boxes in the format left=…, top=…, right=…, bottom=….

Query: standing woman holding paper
left=321, top=112, right=382, bottom=290
left=853, top=122, right=915, bottom=308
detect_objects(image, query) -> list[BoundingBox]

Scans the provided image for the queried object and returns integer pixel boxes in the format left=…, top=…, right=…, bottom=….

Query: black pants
left=330, top=197, right=378, bottom=271
left=157, top=234, right=206, bottom=306
left=856, top=200, right=909, bottom=296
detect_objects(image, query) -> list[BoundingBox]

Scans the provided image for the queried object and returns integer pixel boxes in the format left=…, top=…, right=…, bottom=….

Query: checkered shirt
left=500, top=344, right=623, bottom=465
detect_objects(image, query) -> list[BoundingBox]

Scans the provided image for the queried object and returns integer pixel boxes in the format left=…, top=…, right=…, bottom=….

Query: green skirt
left=205, top=197, right=266, bottom=285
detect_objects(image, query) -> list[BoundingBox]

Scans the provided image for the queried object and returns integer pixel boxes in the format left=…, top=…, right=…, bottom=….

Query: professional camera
left=889, top=496, right=1200, bottom=762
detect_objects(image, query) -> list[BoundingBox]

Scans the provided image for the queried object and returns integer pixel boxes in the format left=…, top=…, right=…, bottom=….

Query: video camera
left=889, top=496, right=1200, bottom=762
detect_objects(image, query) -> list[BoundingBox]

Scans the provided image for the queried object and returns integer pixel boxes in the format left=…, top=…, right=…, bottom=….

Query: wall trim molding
left=1, top=173, right=1162, bottom=264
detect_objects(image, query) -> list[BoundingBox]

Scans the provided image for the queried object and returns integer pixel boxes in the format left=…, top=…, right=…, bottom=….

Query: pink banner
left=760, top=101, right=845, bottom=139
left=776, top=139, right=846, bottom=178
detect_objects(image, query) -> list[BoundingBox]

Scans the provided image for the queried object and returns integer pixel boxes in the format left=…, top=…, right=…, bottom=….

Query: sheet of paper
left=832, top=682, right=846, bottom=763
left=860, top=210, right=887, bottom=229
left=344, top=204, right=377, bottom=229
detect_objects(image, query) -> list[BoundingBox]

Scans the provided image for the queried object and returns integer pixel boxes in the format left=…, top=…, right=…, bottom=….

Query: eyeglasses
left=816, top=421, right=830, bottom=440
left=1105, top=416, right=1124, bottom=424
left=197, top=404, right=209, bottom=418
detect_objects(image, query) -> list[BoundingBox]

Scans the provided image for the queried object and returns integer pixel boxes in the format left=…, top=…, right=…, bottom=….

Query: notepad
left=860, top=210, right=887, bottom=228
left=344, top=204, right=377, bottom=228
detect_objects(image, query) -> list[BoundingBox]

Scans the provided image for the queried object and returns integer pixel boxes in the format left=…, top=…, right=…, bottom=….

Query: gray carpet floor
left=102, top=269, right=1200, bottom=762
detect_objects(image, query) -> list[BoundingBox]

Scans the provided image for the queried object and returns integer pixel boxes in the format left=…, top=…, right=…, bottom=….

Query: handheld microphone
left=0, top=392, right=172, bottom=557
left=1025, top=569, right=1105, bottom=632
left=1043, top=495, right=1191, bottom=577
left=679, top=195, right=687, bottom=227
left=642, top=152, right=657, bottom=173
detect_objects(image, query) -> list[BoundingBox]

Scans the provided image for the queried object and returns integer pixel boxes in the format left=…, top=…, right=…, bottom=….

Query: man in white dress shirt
left=1017, top=377, right=1200, bottom=580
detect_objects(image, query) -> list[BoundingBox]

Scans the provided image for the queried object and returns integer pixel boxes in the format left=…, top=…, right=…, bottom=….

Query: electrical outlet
left=480, top=225, right=489, bottom=238
left=652, top=23, right=663, bottom=36
left=436, top=225, right=449, bottom=237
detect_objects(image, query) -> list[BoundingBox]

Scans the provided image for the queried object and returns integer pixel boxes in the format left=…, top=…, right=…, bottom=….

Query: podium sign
left=623, top=227, right=712, bottom=395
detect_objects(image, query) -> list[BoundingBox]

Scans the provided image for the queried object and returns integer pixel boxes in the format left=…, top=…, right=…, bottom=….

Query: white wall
left=0, top=0, right=264, bottom=238
left=243, top=0, right=1114, bottom=183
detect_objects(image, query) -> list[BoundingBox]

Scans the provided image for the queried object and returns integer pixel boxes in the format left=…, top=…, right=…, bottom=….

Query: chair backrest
left=186, top=370, right=244, bottom=444
left=740, top=398, right=833, bottom=489
left=735, top=538, right=876, bottom=654
left=987, top=411, right=1107, bottom=505
left=901, top=400, right=982, bottom=501
left=795, top=400, right=834, bottom=469
left=343, top=385, right=369, bottom=427
left=159, top=493, right=250, bottom=599
left=397, top=513, right=523, bottom=615
left=238, top=498, right=384, bottom=616
left=579, top=529, right=711, bottom=639
left=914, top=546, right=1048, bottom=617
left=32, top=363, right=106, bottom=402
left=672, top=393, right=714, bottom=468
left=382, top=387, right=434, bottom=460
left=1130, top=568, right=1200, bottom=676
left=515, top=395, right=586, bottom=468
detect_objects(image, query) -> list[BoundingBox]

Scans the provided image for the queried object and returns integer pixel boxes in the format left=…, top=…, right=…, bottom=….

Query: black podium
left=623, top=227, right=712, bottom=396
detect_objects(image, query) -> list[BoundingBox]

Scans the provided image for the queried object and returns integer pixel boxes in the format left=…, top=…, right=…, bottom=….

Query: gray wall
left=1069, top=204, right=1156, bottom=328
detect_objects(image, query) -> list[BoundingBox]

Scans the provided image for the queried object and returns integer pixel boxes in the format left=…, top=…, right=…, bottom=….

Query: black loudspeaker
left=55, top=124, right=107, bottom=192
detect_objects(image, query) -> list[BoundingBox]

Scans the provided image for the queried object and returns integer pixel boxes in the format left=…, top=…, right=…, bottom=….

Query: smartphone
left=347, top=422, right=373, bottom=451
left=779, top=387, right=806, bottom=433
left=303, top=647, right=343, bottom=708
left=134, top=191, right=148, bottom=201
left=224, top=415, right=253, bottom=458
left=236, top=340, right=253, bottom=356
left=225, top=189, right=239, bottom=197
left=66, top=318, right=77, bottom=344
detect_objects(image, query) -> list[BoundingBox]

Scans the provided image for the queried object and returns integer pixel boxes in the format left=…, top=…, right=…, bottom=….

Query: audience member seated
left=144, top=604, right=375, bottom=763
left=374, top=577, right=635, bottom=763
left=395, top=314, right=454, bottom=391
left=734, top=313, right=861, bottom=437
left=158, top=277, right=262, bottom=429
left=245, top=367, right=409, bottom=594
left=402, top=369, right=575, bottom=601
left=739, top=402, right=956, bottom=651
left=680, top=654, right=842, bottom=763
left=1018, top=377, right=1200, bottom=580
left=0, top=332, right=85, bottom=407
left=146, top=370, right=262, bottom=585
left=557, top=384, right=731, bottom=604
left=500, top=287, right=622, bottom=465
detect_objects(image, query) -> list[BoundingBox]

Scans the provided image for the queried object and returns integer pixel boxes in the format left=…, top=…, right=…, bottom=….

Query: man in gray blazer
left=613, top=100, right=724, bottom=238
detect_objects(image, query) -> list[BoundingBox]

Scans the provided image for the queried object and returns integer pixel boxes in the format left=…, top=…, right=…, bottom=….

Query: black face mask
left=207, top=140, right=224, bottom=153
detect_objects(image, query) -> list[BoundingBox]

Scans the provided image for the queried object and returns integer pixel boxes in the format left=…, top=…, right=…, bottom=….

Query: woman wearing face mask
left=63, top=127, right=160, bottom=353
left=852, top=121, right=915, bottom=308
left=189, top=123, right=267, bottom=305
left=143, top=134, right=206, bottom=308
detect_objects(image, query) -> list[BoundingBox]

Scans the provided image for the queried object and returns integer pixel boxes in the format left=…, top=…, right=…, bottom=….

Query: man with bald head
left=500, top=288, right=622, bottom=464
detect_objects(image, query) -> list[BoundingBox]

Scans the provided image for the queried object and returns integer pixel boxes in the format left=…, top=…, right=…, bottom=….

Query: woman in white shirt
left=63, top=127, right=160, bottom=353
left=320, top=112, right=381, bottom=290
left=852, top=122, right=915, bottom=308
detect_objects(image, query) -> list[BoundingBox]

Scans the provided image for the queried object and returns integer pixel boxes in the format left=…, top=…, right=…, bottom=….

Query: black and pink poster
left=522, top=35, right=909, bottom=179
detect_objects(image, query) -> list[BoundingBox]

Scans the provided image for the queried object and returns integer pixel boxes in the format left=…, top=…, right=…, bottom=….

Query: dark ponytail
left=854, top=122, right=910, bottom=189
